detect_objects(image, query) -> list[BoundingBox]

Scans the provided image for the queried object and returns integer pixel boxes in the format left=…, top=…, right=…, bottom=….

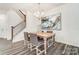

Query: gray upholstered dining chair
left=29, top=33, right=44, bottom=55
left=47, top=31, right=53, bottom=39
left=24, top=32, right=30, bottom=48
left=47, top=31, right=55, bottom=47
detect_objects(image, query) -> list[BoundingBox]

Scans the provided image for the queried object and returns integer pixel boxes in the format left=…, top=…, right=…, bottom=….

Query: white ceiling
left=0, top=3, right=65, bottom=13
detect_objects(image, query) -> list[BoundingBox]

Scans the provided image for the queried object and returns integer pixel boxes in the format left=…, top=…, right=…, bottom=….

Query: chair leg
left=36, top=46, right=39, bottom=55
left=29, top=43, right=31, bottom=51
left=27, top=42, right=30, bottom=48
left=62, top=44, right=67, bottom=54
left=24, top=40, right=27, bottom=48
left=53, top=34, right=55, bottom=46
left=24, top=40, right=30, bottom=49
left=29, top=43, right=33, bottom=51
left=24, top=40, right=26, bottom=45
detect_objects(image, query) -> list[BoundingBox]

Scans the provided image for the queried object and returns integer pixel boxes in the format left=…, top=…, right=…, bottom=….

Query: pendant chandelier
left=33, top=3, right=44, bottom=20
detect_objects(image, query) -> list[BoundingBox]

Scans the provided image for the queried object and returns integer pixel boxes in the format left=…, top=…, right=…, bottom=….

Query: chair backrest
left=47, top=31, right=53, bottom=33
left=41, top=31, right=44, bottom=32
left=24, top=32, right=29, bottom=41
left=29, top=33, right=38, bottom=46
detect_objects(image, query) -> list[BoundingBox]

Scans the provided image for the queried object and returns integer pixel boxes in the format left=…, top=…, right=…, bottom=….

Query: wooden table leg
left=62, top=44, right=67, bottom=54
left=44, top=38, right=47, bottom=55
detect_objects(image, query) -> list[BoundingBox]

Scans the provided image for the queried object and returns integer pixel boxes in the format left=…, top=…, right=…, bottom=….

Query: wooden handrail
left=19, top=10, right=25, bottom=16
left=13, top=21, right=25, bottom=28
left=13, top=15, right=26, bottom=28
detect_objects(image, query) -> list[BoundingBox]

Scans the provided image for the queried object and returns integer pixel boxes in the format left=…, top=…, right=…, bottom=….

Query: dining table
left=36, top=32, right=55, bottom=54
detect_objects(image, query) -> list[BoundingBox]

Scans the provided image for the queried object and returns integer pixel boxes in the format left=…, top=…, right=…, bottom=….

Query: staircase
left=10, top=9, right=26, bottom=42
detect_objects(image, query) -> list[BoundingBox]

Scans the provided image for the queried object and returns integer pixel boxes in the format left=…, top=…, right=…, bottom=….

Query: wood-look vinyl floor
left=0, top=40, right=79, bottom=55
